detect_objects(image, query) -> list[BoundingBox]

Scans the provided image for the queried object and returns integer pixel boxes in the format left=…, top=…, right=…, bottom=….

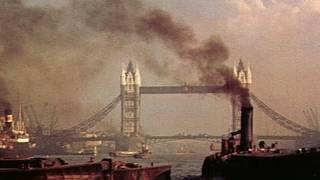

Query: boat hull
left=0, top=158, right=171, bottom=180
left=0, top=143, right=36, bottom=159
left=202, top=150, right=320, bottom=180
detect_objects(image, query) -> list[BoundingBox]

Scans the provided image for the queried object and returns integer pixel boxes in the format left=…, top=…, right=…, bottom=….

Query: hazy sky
left=3, top=0, right=320, bottom=136
left=141, top=0, right=320, bottom=135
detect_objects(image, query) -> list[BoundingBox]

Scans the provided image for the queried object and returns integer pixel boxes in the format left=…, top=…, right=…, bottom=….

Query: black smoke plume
left=0, top=0, right=249, bottom=129
left=135, top=9, right=250, bottom=106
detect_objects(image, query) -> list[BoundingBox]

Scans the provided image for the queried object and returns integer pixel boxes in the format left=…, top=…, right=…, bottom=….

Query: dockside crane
left=24, top=105, right=43, bottom=135
left=49, top=105, right=58, bottom=135
left=23, top=104, right=59, bottom=136
left=303, top=108, right=320, bottom=131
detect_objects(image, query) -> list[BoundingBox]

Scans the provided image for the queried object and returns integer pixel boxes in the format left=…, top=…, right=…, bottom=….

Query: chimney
left=0, top=110, right=5, bottom=122
left=3, top=109, right=13, bottom=132
left=240, top=106, right=253, bottom=151
left=4, top=109, right=13, bottom=122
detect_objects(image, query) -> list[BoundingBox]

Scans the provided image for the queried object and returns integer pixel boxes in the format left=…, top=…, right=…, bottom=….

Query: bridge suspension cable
left=69, top=95, right=121, bottom=132
left=250, top=93, right=318, bottom=136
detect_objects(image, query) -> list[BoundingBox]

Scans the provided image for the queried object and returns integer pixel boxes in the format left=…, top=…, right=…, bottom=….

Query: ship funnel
left=240, top=106, right=253, bottom=151
left=4, top=109, right=13, bottom=122
left=3, top=109, right=13, bottom=132
left=0, top=110, right=5, bottom=122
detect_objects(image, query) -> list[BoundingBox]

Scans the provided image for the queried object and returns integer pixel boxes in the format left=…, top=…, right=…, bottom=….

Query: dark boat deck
left=203, top=150, right=320, bottom=180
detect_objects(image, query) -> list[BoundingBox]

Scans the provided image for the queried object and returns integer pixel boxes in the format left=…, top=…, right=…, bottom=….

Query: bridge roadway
left=40, top=134, right=304, bottom=143
left=140, top=86, right=226, bottom=94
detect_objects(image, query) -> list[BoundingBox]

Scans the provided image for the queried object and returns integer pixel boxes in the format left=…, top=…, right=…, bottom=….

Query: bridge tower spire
left=231, top=59, right=252, bottom=132
left=120, top=61, right=141, bottom=137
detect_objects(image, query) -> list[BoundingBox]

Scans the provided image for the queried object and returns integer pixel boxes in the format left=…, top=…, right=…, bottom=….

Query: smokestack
left=4, top=109, right=13, bottom=122
left=0, top=110, right=5, bottom=123
left=3, top=108, right=13, bottom=132
left=240, top=106, right=253, bottom=151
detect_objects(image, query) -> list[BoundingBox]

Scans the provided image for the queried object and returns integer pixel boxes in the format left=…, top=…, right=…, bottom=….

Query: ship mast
left=17, top=103, right=26, bottom=134
left=15, top=95, right=27, bottom=135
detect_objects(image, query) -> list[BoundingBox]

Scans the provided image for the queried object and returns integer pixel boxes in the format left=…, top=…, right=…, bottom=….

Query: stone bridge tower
left=231, top=59, right=252, bottom=132
left=120, top=62, right=141, bottom=137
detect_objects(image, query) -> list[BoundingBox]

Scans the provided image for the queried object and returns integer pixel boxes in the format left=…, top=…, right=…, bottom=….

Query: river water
left=38, top=140, right=301, bottom=179
left=45, top=153, right=207, bottom=180
left=40, top=139, right=301, bottom=179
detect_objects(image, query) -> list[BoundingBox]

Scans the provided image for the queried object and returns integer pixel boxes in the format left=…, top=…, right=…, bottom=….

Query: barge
left=0, top=157, right=171, bottom=180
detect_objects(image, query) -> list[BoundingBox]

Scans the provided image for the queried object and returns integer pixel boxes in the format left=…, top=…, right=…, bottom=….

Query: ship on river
left=0, top=106, right=36, bottom=159
left=109, top=142, right=151, bottom=159
left=202, top=106, right=320, bottom=180
left=0, top=106, right=171, bottom=179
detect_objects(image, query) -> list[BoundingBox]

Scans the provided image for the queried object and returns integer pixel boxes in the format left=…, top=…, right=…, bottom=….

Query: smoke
left=0, top=0, right=249, bottom=129
left=0, top=0, right=145, bottom=124
left=136, top=10, right=196, bottom=53
left=135, top=9, right=250, bottom=106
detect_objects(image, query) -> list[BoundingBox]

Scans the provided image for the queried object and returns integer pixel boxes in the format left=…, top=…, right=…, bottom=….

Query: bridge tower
left=231, top=59, right=252, bottom=132
left=120, top=61, right=141, bottom=137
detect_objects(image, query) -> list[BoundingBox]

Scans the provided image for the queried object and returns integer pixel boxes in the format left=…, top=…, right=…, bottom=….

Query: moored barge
left=0, top=157, right=171, bottom=180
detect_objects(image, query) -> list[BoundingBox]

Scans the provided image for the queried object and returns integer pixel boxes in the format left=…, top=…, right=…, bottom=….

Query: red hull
left=114, top=166, right=171, bottom=180
left=0, top=158, right=171, bottom=180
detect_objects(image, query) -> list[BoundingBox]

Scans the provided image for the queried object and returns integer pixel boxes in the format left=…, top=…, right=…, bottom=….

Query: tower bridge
left=36, top=60, right=319, bottom=146
left=119, top=61, right=248, bottom=138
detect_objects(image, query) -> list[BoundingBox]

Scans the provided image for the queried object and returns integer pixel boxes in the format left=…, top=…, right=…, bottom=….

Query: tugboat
left=202, top=106, right=320, bottom=180
left=0, top=106, right=36, bottom=159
